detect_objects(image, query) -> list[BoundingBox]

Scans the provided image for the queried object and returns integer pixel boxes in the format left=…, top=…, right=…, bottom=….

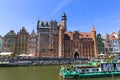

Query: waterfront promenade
left=0, top=56, right=88, bottom=66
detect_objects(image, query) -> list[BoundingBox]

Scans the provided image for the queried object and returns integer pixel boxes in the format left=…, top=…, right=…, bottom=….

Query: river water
left=0, top=65, right=120, bottom=80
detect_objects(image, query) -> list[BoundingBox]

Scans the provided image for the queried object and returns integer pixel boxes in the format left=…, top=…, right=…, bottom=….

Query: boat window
left=96, top=69, right=99, bottom=71
left=86, top=69, right=89, bottom=72
left=82, top=69, right=85, bottom=72
left=93, top=69, right=99, bottom=72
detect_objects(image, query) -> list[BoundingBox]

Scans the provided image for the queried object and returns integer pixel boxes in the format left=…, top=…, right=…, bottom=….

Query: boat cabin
left=74, top=65, right=101, bottom=73
left=101, top=63, right=120, bottom=71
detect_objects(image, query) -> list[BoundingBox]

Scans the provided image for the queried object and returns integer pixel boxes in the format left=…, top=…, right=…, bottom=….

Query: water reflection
left=0, top=66, right=120, bottom=80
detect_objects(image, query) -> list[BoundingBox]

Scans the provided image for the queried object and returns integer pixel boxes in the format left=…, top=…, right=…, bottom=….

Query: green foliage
left=97, top=34, right=104, bottom=54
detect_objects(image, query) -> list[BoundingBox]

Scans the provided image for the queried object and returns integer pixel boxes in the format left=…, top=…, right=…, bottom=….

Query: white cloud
left=52, top=0, right=73, bottom=15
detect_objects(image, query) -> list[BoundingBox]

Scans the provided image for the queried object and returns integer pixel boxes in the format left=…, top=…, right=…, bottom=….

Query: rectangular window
left=112, top=40, right=114, bottom=43
left=41, top=49, right=46, bottom=53
left=107, top=41, right=110, bottom=43
left=39, top=28, right=50, bottom=32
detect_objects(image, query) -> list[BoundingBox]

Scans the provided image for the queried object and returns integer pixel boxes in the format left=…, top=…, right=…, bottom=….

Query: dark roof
left=5, top=30, right=16, bottom=37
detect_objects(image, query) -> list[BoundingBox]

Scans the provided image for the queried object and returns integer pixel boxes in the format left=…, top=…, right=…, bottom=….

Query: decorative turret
left=61, top=12, right=67, bottom=31
left=91, top=25, right=96, bottom=40
left=91, top=25, right=96, bottom=32
left=37, top=19, right=40, bottom=29
left=91, top=25, right=98, bottom=58
left=62, top=13, right=67, bottom=21
left=31, top=29, right=36, bottom=36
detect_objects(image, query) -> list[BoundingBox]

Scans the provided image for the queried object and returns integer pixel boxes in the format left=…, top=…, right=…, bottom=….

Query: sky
left=0, top=0, right=120, bottom=37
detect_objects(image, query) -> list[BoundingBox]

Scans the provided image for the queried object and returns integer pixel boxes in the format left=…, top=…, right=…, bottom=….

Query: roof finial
left=38, top=16, right=40, bottom=21
left=62, top=12, right=66, bottom=17
left=33, top=29, right=34, bottom=32
left=91, top=24, right=96, bottom=31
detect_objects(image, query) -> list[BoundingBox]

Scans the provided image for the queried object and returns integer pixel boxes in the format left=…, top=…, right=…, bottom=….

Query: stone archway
left=74, top=52, right=79, bottom=59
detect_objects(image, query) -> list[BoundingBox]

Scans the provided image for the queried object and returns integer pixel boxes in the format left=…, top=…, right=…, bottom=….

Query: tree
left=97, top=34, right=105, bottom=54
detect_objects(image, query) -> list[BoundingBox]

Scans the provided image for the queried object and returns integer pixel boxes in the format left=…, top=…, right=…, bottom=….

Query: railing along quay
left=0, top=57, right=88, bottom=66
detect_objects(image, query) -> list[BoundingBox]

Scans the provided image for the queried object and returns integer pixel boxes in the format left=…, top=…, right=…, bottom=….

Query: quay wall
left=0, top=57, right=88, bottom=66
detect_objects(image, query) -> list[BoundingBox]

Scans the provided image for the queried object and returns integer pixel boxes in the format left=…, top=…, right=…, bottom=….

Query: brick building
left=2, top=13, right=98, bottom=58
left=63, top=27, right=97, bottom=58
left=28, top=30, right=37, bottom=56
left=14, top=27, right=30, bottom=55
left=37, top=19, right=59, bottom=57
left=37, top=13, right=98, bottom=58
left=2, top=30, right=16, bottom=52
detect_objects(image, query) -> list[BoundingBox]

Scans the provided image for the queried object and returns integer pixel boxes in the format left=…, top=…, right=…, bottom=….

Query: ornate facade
left=2, top=30, right=16, bottom=52
left=28, top=30, right=37, bottom=56
left=1, top=13, right=98, bottom=58
left=104, top=33, right=113, bottom=54
left=110, top=33, right=120, bottom=53
left=64, top=27, right=98, bottom=58
left=104, top=32, right=120, bottom=54
left=37, top=19, right=59, bottom=57
left=37, top=13, right=98, bottom=58
left=14, top=27, right=30, bottom=55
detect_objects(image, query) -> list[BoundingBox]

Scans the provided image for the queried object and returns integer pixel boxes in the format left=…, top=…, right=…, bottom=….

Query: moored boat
left=0, top=61, right=17, bottom=67
left=59, top=61, right=120, bottom=79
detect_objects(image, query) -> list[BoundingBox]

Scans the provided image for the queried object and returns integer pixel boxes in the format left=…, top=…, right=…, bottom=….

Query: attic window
left=46, top=22, right=49, bottom=27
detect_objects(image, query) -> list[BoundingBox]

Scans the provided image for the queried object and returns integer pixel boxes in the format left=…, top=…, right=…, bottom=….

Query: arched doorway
left=74, top=52, right=79, bottom=59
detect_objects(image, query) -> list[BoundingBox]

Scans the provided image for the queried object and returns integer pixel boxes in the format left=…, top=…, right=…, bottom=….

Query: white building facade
left=104, top=31, right=120, bottom=54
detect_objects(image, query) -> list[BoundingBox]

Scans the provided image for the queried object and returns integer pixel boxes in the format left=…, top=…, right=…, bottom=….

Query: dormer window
left=41, top=22, right=44, bottom=26
left=46, top=22, right=49, bottom=27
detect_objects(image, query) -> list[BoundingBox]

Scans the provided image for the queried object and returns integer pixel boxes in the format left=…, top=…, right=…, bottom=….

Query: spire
left=37, top=19, right=40, bottom=28
left=106, top=33, right=109, bottom=37
left=91, top=24, right=96, bottom=31
left=62, top=12, right=67, bottom=21
left=62, top=12, right=66, bottom=17
left=32, top=29, right=35, bottom=33
left=31, top=29, right=36, bottom=36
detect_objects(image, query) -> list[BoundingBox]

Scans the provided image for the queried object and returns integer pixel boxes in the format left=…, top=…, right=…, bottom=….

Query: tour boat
left=59, top=62, right=120, bottom=79
left=0, top=61, right=17, bottom=67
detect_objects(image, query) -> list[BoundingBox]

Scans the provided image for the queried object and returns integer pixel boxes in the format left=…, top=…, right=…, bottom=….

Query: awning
left=18, top=54, right=34, bottom=57
left=0, top=52, right=13, bottom=56
left=18, top=54, right=27, bottom=56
